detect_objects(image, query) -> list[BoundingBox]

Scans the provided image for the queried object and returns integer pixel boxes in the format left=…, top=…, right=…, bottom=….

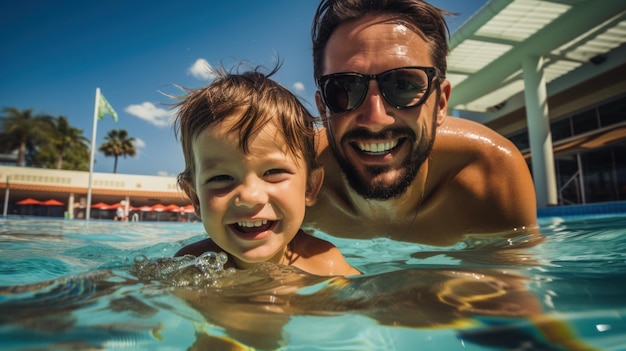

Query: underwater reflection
left=135, top=253, right=585, bottom=350
left=0, top=254, right=593, bottom=351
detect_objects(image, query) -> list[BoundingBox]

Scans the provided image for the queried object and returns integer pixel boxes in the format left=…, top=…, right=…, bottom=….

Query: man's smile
left=355, top=139, right=401, bottom=155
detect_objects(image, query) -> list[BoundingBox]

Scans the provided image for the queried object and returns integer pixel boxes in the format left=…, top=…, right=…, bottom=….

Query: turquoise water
left=1, top=215, right=625, bottom=350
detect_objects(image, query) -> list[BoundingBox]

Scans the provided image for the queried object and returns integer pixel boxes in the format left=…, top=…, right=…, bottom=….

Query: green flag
left=98, top=92, right=119, bottom=122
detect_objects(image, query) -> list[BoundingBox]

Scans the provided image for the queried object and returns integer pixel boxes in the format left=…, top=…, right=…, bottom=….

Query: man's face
left=317, top=15, right=448, bottom=200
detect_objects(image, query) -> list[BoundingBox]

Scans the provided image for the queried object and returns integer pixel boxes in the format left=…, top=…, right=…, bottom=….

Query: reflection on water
left=0, top=216, right=625, bottom=350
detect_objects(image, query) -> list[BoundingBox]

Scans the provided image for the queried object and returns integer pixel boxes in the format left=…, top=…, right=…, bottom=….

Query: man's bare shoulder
left=431, top=117, right=533, bottom=189
left=431, top=117, right=537, bottom=232
left=436, top=117, right=521, bottom=159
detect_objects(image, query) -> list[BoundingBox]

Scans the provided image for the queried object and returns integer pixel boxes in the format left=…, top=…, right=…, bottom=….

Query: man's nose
left=355, top=81, right=396, bottom=131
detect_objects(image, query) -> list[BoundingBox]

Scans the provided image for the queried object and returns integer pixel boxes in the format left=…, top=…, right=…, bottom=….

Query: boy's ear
left=181, top=182, right=201, bottom=218
left=189, top=191, right=202, bottom=218
left=305, top=167, right=325, bottom=207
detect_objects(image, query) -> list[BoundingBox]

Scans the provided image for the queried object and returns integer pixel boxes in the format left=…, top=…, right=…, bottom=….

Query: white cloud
left=188, top=58, right=215, bottom=81
left=125, top=102, right=171, bottom=128
left=157, top=170, right=171, bottom=177
left=133, top=138, right=146, bottom=149
left=293, top=82, right=305, bottom=93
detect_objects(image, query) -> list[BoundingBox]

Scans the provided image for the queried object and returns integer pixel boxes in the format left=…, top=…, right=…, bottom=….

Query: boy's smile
left=191, top=114, right=315, bottom=269
left=229, top=220, right=276, bottom=240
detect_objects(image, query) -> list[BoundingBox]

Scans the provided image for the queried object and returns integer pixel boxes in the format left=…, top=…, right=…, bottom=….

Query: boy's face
left=190, top=115, right=319, bottom=269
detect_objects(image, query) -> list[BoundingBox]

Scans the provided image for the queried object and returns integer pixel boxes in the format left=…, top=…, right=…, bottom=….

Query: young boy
left=173, top=65, right=360, bottom=277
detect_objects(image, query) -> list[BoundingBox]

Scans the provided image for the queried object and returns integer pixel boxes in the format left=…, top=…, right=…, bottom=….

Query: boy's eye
left=205, top=174, right=233, bottom=184
left=265, top=168, right=284, bottom=175
left=264, top=168, right=291, bottom=181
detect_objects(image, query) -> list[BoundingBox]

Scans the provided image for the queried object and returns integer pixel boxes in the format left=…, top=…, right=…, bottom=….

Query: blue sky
left=1, top=0, right=486, bottom=177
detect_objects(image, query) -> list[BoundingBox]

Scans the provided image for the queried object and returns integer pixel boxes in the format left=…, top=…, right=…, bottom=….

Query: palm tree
left=0, top=107, right=53, bottom=166
left=50, top=116, right=90, bottom=169
left=31, top=116, right=90, bottom=170
left=98, top=129, right=137, bottom=173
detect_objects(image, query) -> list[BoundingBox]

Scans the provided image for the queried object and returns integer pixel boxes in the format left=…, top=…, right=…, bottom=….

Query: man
left=114, top=200, right=128, bottom=221
left=303, top=0, right=539, bottom=246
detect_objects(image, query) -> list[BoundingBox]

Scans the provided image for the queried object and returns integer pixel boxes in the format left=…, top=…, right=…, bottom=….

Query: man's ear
left=436, top=80, right=451, bottom=126
left=315, top=91, right=328, bottom=119
left=305, top=167, right=325, bottom=207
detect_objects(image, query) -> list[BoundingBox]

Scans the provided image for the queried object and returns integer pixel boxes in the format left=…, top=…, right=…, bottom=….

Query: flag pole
left=2, top=176, right=9, bottom=217
left=86, top=87, right=100, bottom=222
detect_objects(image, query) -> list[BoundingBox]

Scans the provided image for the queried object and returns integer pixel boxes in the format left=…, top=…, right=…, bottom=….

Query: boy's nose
left=234, top=179, right=268, bottom=208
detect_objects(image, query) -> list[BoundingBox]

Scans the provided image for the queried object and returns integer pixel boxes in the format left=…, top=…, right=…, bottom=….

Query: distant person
left=114, top=200, right=128, bottom=221
left=304, top=0, right=540, bottom=246
left=173, top=64, right=360, bottom=277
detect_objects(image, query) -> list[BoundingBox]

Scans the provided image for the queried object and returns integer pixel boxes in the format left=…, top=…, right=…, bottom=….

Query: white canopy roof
left=448, top=0, right=626, bottom=122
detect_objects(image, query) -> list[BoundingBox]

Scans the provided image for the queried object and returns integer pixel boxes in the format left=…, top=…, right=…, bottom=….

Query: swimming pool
left=1, top=214, right=625, bottom=350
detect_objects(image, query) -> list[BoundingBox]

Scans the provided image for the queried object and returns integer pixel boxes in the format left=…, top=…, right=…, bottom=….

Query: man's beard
left=329, top=109, right=437, bottom=200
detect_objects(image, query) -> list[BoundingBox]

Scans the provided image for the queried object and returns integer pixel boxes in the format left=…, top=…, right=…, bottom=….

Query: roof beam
left=449, top=0, right=515, bottom=50
left=448, top=0, right=626, bottom=111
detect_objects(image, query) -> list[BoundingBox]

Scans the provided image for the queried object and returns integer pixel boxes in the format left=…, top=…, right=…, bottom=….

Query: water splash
left=130, top=252, right=236, bottom=288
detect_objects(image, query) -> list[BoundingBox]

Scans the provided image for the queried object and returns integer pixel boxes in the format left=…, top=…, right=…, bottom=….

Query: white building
left=448, top=0, right=626, bottom=208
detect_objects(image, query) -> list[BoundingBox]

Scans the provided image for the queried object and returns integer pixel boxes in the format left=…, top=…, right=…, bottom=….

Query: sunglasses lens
left=319, top=67, right=434, bottom=113
left=379, top=69, right=430, bottom=108
left=322, top=75, right=367, bottom=112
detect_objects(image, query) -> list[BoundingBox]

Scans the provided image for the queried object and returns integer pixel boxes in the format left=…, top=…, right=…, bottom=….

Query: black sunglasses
left=317, top=66, right=438, bottom=113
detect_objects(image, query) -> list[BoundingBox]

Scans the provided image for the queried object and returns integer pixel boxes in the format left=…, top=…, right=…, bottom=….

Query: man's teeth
left=237, top=219, right=268, bottom=228
left=358, top=140, right=398, bottom=153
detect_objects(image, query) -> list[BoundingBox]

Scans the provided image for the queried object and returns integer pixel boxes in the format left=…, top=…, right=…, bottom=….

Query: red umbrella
left=41, top=199, right=63, bottom=206
left=151, top=204, right=166, bottom=212
left=91, top=202, right=111, bottom=210
left=138, top=205, right=153, bottom=212
left=164, top=204, right=183, bottom=212
left=108, top=202, right=124, bottom=209
left=16, top=198, right=42, bottom=205
left=182, top=204, right=195, bottom=213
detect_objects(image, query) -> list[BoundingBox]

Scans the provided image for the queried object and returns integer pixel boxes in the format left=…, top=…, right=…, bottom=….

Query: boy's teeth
left=237, top=219, right=268, bottom=228
left=358, top=140, right=398, bottom=153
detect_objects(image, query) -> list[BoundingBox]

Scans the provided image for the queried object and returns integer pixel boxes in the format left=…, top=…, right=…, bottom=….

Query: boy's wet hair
left=174, top=63, right=318, bottom=192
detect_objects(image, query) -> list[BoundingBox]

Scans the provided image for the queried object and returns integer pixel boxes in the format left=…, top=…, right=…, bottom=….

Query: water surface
left=1, top=215, right=625, bottom=350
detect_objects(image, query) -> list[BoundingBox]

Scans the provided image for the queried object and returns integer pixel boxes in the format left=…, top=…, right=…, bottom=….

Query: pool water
left=1, top=215, right=625, bottom=350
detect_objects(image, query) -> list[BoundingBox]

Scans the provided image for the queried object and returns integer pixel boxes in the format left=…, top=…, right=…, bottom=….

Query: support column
left=67, top=193, right=75, bottom=219
left=522, top=56, right=558, bottom=208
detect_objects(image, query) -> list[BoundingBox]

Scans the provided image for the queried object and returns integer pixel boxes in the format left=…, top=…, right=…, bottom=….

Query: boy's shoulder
left=174, top=238, right=221, bottom=257
left=294, top=231, right=338, bottom=255
left=294, top=231, right=361, bottom=275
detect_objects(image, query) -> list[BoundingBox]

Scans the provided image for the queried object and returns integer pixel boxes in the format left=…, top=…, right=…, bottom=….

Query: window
left=599, top=96, right=626, bottom=128
left=509, top=131, right=529, bottom=150
left=572, top=108, right=599, bottom=135
left=551, top=118, right=572, bottom=142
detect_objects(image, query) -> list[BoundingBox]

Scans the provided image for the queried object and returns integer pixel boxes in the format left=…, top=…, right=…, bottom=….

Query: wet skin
left=305, top=14, right=538, bottom=245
